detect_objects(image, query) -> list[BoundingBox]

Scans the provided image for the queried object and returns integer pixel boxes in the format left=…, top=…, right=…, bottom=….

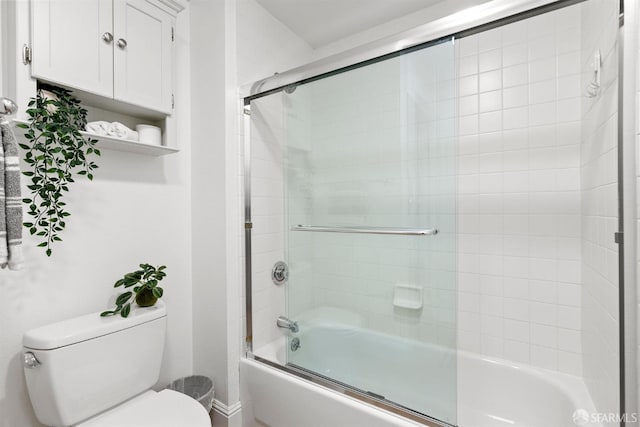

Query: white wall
left=580, top=0, right=621, bottom=422
left=0, top=4, right=193, bottom=427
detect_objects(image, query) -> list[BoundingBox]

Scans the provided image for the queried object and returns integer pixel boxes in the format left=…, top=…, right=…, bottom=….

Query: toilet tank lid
left=23, top=301, right=166, bottom=350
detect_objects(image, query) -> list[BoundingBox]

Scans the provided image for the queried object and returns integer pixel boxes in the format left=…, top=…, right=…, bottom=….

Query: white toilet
left=22, top=301, right=210, bottom=427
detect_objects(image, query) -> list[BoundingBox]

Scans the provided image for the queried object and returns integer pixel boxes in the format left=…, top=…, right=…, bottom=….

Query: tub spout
left=277, top=316, right=299, bottom=333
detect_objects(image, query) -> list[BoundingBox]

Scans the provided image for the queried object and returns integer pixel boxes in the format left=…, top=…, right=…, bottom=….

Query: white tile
left=458, top=36, right=479, bottom=57
left=478, top=28, right=502, bottom=52
left=557, top=98, right=580, bottom=122
left=557, top=305, right=581, bottom=330
left=503, top=64, right=528, bottom=87
left=504, top=278, right=529, bottom=299
left=558, top=328, right=581, bottom=353
left=529, top=80, right=556, bottom=105
left=530, top=280, right=557, bottom=303
left=503, top=236, right=529, bottom=256
left=459, top=75, right=478, bottom=96
left=557, top=51, right=580, bottom=76
left=558, top=260, right=580, bottom=283
left=531, top=323, right=557, bottom=347
left=503, top=214, right=529, bottom=237
left=503, top=107, right=529, bottom=129
left=504, top=297, right=530, bottom=321
left=503, top=256, right=529, bottom=278
left=479, top=49, right=502, bottom=72
left=502, top=128, right=528, bottom=150
left=504, top=340, right=530, bottom=363
left=460, top=55, right=478, bottom=77
left=558, top=351, right=582, bottom=376
left=531, top=345, right=558, bottom=370
left=529, top=125, right=556, bottom=148
left=459, top=115, right=478, bottom=136
left=528, top=35, right=555, bottom=61
left=479, top=90, right=502, bottom=113
left=501, top=20, right=527, bottom=46
left=529, top=57, right=556, bottom=82
left=478, top=132, right=503, bottom=154
left=479, top=111, right=502, bottom=133
left=503, top=150, right=529, bottom=171
left=504, top=319, right=530, bottom=342
left=557, top=74, right=581, bottom=99
left=479, top=173, right=503, bottom=193
left=481, top=314, right=504, bottom=336
left=503, top=85, right=528, bottom=109
left=530, top=301, right=557, bottom=325
left=503, top=43, right=527, bottom=67
left=529, top=102, right=557, bottom=127
left=479, top=70, right=502, bottom=93
left=459, top=94, right=478, bottom=116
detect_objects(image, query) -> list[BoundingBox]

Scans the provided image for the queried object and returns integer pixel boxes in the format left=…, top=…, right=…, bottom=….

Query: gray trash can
left=167, top=375, right=214, bottom=412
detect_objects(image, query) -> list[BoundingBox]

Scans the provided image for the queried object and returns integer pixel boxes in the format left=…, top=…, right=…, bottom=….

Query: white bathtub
left=240, top=319, right=600, bottom=427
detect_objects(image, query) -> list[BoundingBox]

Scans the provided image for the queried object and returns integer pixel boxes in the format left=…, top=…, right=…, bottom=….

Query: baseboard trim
left=212, top=398, right=242, bottom=418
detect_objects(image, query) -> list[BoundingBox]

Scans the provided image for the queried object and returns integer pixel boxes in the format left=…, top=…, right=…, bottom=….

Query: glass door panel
left=283, top=38, right=457, bottom=424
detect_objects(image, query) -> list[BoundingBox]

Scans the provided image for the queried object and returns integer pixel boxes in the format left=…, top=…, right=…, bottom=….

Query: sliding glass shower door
left=283, top=38, right=457, bottom=424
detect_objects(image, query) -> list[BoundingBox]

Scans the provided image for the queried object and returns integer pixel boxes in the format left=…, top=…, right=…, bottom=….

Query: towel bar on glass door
left=290, top=225, right=438, bottom=236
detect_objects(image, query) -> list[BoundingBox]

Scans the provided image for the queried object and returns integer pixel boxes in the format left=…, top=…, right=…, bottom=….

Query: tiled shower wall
left=580, top=0, right=620, bottom=420
left=456, top=5, right=584, bottom=375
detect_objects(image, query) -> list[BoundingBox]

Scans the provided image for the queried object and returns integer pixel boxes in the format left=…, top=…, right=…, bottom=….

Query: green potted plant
left=101, top=264, right=167, bottom=318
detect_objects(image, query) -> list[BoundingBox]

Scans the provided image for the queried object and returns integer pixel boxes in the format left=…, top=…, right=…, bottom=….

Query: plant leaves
left=20, top=85, right=100, bottom=256
left=121, top=303, right=131, bottom=318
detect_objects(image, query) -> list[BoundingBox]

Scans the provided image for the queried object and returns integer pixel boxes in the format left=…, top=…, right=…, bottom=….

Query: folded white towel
left=109, top=122, right=138, bottom=140
left=85, top=121, right=110, bottom=136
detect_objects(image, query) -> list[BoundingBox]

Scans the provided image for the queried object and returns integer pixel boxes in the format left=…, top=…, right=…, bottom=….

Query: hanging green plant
left=15, top=85, right=100, bottom=256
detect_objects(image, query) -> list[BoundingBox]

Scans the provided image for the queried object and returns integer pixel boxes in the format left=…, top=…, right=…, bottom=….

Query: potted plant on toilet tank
left=101, top=263, right=167, bottom=318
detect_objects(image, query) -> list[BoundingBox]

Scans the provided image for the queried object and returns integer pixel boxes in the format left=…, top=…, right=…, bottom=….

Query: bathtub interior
left=251, top=308, right=601, bottom=427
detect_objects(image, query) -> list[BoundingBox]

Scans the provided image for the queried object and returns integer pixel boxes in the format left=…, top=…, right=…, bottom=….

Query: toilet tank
left=23, top=301, right=167, bottom=427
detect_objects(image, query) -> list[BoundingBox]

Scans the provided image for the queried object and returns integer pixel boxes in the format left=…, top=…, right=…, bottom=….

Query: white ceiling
left=254, top=0, right=445, bottom=48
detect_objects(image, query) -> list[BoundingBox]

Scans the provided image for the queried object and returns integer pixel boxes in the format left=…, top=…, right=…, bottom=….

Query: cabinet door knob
left=116, top=38, right=127, bottom=49
left=102, top=32, right=113, bottom=43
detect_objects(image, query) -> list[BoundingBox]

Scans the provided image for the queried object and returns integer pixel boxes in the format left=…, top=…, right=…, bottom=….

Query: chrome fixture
left=102, top=32, right=113, bottom=43
left=277, top=316, right=299, bottom=333
left=272, top=261, right=289, bottom=285
left=291, top=225, right=438, bottom=236
left=290, top=337, right=301, bottom=352
left=23, top=352, right=41, bottom=369
left=0, top=98, right=18, bottom=124
left=116, top=38, right=128, bottom=49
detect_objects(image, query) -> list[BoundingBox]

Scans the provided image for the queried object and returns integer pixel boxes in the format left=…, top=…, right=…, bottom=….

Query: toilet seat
left=77, top=389, right=210, bottom=427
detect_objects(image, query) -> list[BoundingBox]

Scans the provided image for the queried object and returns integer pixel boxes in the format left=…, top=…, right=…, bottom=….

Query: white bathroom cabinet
left=31, top=0, right=176, bottom=115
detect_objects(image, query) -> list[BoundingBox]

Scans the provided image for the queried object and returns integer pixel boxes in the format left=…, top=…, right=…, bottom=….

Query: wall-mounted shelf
left=13, top=119, right=179, bottom=156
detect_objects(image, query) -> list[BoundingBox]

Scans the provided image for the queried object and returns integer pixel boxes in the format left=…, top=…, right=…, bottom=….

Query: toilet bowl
left=22, top=301, right=210, bottom=427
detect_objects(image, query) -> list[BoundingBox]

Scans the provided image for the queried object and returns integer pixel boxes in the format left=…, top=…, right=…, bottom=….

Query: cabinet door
left=31, top=0, right=113, bottom=97
left=113, top=0, right=173, bottom=114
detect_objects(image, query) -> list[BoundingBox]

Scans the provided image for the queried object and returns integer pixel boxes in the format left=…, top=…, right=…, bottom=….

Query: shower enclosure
left=246, top=37, right=457, bottom=425
left=242, top=0, right=629, bottom=425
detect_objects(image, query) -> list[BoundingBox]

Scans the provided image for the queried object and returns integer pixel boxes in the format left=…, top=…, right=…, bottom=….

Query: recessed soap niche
left=393, top=284, right=423, bottom=310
